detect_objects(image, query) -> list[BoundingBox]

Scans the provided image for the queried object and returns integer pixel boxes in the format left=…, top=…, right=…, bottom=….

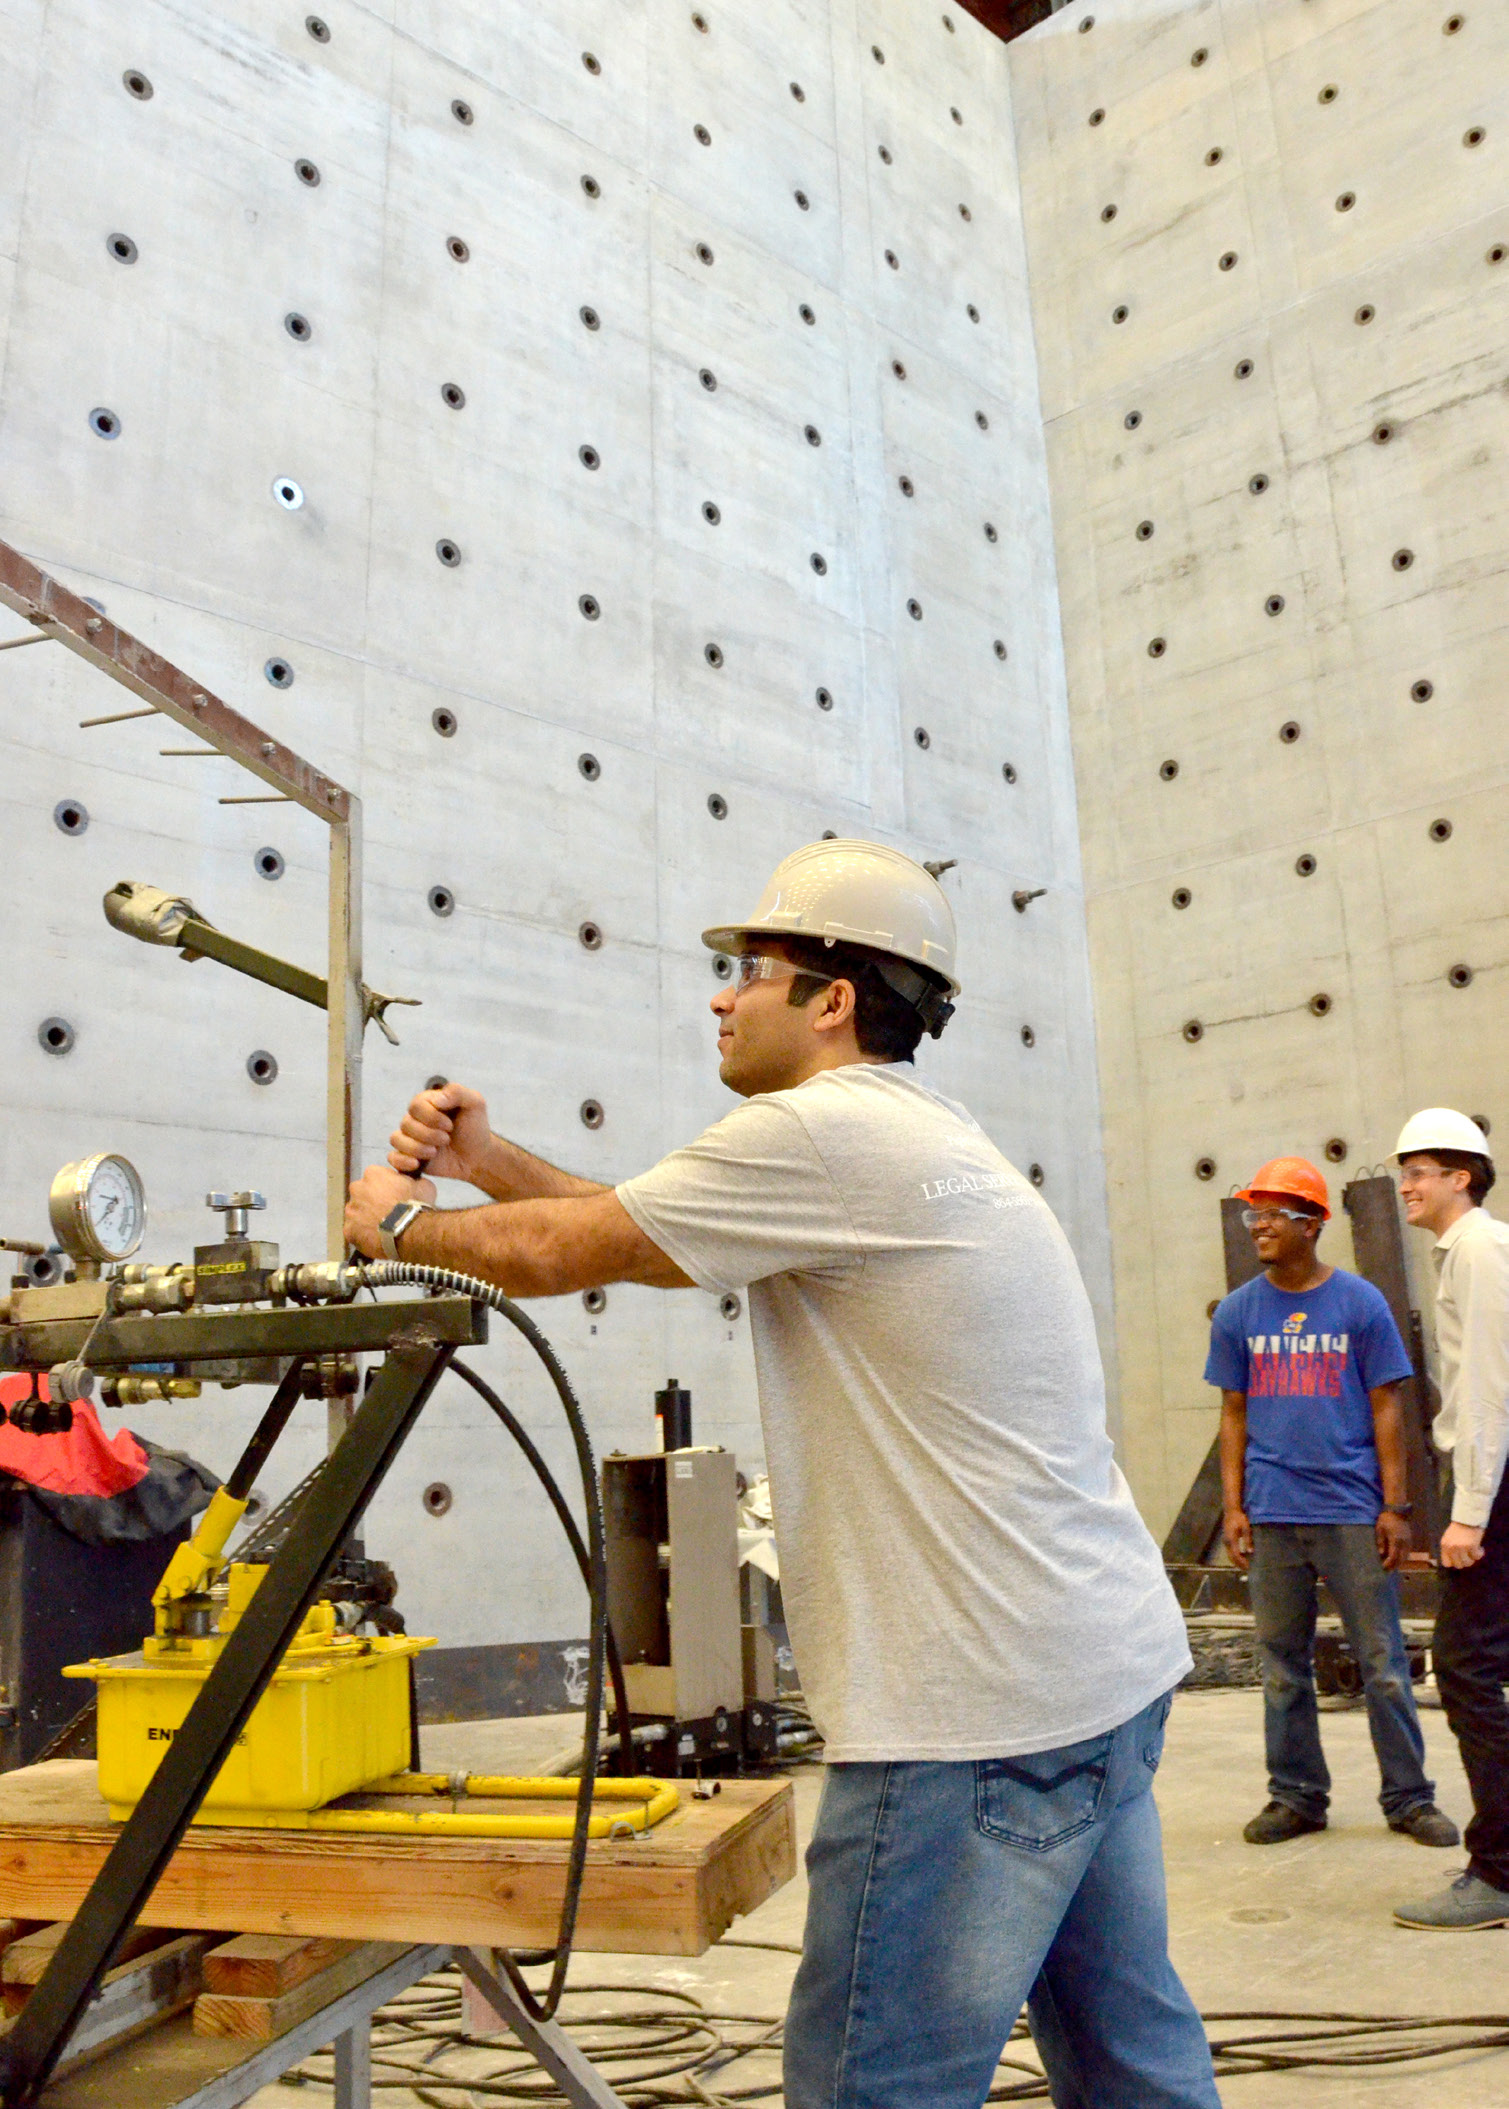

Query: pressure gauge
left=48, top=1154, right=146, bottom=1264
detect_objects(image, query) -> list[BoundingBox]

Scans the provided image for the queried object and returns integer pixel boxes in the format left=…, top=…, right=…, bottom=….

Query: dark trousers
left=1434, top=1476, right=1509, bottom=1891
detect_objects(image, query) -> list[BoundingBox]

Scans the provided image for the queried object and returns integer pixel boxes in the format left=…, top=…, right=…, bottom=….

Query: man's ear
left=812, top=976, right=858, bottom=1034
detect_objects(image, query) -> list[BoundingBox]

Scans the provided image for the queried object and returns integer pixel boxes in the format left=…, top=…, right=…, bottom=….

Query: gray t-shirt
left=617, top=1063, right=1190, bottom=1761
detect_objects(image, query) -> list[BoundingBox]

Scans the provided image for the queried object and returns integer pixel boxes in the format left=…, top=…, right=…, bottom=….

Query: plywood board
left=0, top=1763, right=795, bottom=1957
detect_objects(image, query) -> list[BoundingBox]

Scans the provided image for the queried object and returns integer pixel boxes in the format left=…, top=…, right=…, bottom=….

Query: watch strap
left=378, top=1200, right=429, bottom=1262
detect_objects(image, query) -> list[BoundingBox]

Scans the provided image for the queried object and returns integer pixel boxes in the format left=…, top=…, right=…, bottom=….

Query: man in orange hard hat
left=1205, top=1157, right=1458, bottom=1849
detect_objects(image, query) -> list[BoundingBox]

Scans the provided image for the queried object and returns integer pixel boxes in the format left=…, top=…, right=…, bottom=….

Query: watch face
left=49, top=1153, right=147, bottom=1262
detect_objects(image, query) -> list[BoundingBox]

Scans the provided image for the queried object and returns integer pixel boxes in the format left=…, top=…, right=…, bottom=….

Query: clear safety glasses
left=731, top=954, right=834, bottom=994
left=1240, top=1206, right=1316, bottom=1228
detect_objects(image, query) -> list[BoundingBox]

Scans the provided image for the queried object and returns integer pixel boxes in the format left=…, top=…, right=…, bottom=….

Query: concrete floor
left=252, top=1688, right=1509, bottom=2106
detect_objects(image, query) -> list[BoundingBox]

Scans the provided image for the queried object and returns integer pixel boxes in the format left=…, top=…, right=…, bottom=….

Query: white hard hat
left=1393, top=1108, right=1494, bottom=1162
left=702, top=839, right=959, bottom=1035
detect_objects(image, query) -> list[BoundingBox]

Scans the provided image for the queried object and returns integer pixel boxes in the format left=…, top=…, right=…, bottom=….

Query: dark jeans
left=1434, top=1476, right=1509, bottom=1891
left=1248, top=1523, right=1433, bottom=1822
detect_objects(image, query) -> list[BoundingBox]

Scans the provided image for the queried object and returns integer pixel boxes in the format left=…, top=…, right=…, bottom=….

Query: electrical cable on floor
left=278, top=1949, right=1509, bottom=2104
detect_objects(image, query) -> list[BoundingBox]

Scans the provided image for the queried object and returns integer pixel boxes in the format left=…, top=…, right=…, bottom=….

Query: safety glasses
left=731, top=954, right=834, bottom=994
left=1240, top=1207, right=1316, bottom=1229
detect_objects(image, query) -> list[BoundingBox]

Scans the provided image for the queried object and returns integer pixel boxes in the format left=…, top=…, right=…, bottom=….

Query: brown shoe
left=1244, top=1800, right=1326, bottom=1844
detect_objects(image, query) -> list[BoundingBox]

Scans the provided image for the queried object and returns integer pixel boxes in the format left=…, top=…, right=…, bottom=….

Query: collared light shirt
left=1431, top=1206, right=1509, bottom=1528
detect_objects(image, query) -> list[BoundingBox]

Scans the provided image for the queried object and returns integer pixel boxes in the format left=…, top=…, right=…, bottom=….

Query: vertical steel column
left=328, top=807, right=363, bottom=1267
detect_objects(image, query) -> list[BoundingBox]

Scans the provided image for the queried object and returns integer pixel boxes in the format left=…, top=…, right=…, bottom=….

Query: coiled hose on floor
left=360, top=1261, right=615, bottom=2023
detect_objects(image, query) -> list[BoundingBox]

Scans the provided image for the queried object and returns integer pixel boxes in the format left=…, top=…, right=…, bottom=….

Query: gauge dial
left=48, top=1154, right=146, bottom=1263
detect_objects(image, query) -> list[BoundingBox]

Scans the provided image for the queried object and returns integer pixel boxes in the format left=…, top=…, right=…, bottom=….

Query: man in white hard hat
left=1390, top=1109, right=1509, bottom=1931
left=346, top=841, right=1218, bottom=2108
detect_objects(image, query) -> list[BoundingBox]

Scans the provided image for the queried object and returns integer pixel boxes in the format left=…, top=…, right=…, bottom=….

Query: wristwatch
left=378, top=1199, right=431, bottom=1261
left=1381, top=1503, right=1414, bottom=1518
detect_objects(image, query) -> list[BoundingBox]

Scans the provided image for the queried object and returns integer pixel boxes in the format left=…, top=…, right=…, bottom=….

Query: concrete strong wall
left=1010, top=0, right=1509, bottom=1535
left=0, top=0, right=1107, bottom=1681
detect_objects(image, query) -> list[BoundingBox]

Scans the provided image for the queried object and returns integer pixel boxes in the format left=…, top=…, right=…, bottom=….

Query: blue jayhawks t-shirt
left=1204, top=1269, right=1414, bottom=1524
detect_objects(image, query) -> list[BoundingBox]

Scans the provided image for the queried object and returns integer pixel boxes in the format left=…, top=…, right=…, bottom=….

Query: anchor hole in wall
left=1444, top=13, right=1465, bottom=30
left=698, top=366, right=718, bottom=390
left=1102, top=204, right=1118, bottom=223
left=1029, top=1164, right=1045, bottom=1187
left=428, top=886, right=455, bottom=918
left=1020, top=1026, right=1035, bottom=1048
left=975, top=411, right=990, bottom=431
left=306, top=15, right=330, bottom=42
left=580, top=306, right=601, bottom=331
left=707, top=793, right=728, bottom=819
left=892, top=359, right=907, bottom=379
left=985, top=522, right=999, bottom=543
left=423, top=1483, right=452, bottom=1517
left=692, top=11, right=708, bottom=31
left=712, top=955, right=732, bottom=981
left=583, top=1288, right=608, bottom=1317
left=1207, top=1300, right=1220, bottom=1320
left=943, top=13, right=955, bottom=32
left=898, top=474, right=914, bottom=495
left=1372, top=422, right=1393, bottom=444
left=1325, top=1139, right=1348, bottom=1164
left=1489, top=246, right=1507, bottom=265
left=1089, top=108, right=1105, bottom=126
left=452, top=99, right=473, bottom=125
left=1296, top=853, right=1317, bottom=877
left=1206, top=147, right=1224, bottom=165
left=1319, top=83, right=1338, bottom=104
left=1136, top=519, right=1154, bottom=540
left=579, top=445, right=600, bottom=470
left=1412, top=679, right=1434, bottom=702
left=1266, top=594, right=1286, bottom=616
left=799, top=303, right=816, bottom=324
left=994, top=640, right=1009, bottom=661
left=907, top=599, right=923, bottom=621
left=694, top=123, right=711, bottom=144
left=1190, top=46, right=1207, bottom=66
left=1355, top=304, right=1374, bottom=324
left=436, top=539, right=462, bottom=566
left=704, top=642, right=724, bottom=667
left=1430, top=818, right=1453, bottom=842
left=1183, top=1022, right=1204, bottom=1044
left=1080, top=16, right=1095, bottom=32
left=1159, top=757, right=1179, bottom=779
left=579, top=922, right=603, bottom=951
left=790, top=80, right=805, bottom=101
left=913, top=726, right=931, bottom=749
left=285, top=311, right=312, bottom=341
left=580, top=176, right=600, bottom=200
left=702, top=500, right=721, bottom=524
left=579, top=594, right=601, bottom=620
left=264, top=657, right=294, bottom=689
left=1002, top=762, right=1017, bottom=784
left=805, top=423, right=821, bottom=445
left=1149, top=637, right=1168, bottom=658
left=885, top=249, right=900, bottom=270
left=578, top=753, right=601, bottom=781
left=582, top=52, right=601, bottom=74
left=1473, top=1116, right=1492, bottom=1136
left=431, top=707, right=457, bottom=738
left=1195, top=1158, right=1217, bottom=1182
left=1112, top=304, right=1129, bottom=324
left=447, top=235, right=470, bottom=261
left=872, top=43, right=885, bottom=61
left=247, top=1050, right=278, bottom=1085
left=254, top=846, right=284, bottom=880
left=1393, top=548, right=1414, bottom=570
left=967, top=303, right=981, bottom=324
left=89, top=407, right=120, bottom=440
left=441, top=382, right=465, bottom=408
left=1280, top=720, right=1301, bottom=743
left=1125, top=409, right=1143, bottom=429
left=1219, top=251, right=1238, bottom=271
left=1309, top=993, right=1332, bottom=1017
left=273, top=476, right=304, bottom=509
left=295, top=160, right=321, bottom=187
left=1464, top=128, right=1485, bottom=148
left=108, top=233, right=138, bottom=264
left=878, top=145, right=893, bottom=164
left=1449, top=964, right=1474, bottom=988
left=1234, top=358, right=1254, bottom=378
left=1172, top=887, right=1192, bottom=909
left=1249, top=474, right=1269, bottom=494
left=795, top=190, right=810, bottom=211
left=53, top=800, right=88, bottom=837
left=39, top=1018, right=74, bottom=1056
left=816, top=687, right=833, bottom=711
left=951, top=107, right=963, bottom=125
left=959, top=204, right=972, bottom=221
left=810, top=552, right=827, bottom=575
left=123, top=71, right=153, bottom=101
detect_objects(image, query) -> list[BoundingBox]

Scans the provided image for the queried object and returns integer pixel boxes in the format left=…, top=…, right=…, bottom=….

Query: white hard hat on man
left=702, top=838, right=959, bottom=1038
left=1393, top=1108, right=1495, bottom=1166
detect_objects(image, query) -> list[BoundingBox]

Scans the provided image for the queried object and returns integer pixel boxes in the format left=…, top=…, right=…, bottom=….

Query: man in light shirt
left=1391, top=1109, right=1509, bottom=1931
left=345, top=841, right=1219, bottom=2107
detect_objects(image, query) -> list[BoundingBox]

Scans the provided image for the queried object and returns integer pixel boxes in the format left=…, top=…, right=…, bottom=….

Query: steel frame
left=0, top=537, right=361, bottom=1259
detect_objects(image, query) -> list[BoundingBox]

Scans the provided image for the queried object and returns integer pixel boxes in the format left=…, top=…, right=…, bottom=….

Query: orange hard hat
left=1235, top=1156, right=1331, bottom=1221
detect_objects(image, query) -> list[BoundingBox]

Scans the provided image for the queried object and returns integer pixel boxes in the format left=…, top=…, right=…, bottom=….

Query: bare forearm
left=1219, top=1395, right=1247, bottom=1513
left=470, top=1135, right=610, bottom=1204
left=387, top=1190, right=692, bottom=1298
left=1370, top=1389, right=1409, bottom=1508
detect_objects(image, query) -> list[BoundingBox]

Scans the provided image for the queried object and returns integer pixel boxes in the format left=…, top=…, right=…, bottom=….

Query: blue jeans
left=1247, top=1523, right=1433, bottom=1822
left=785, top=1694, right=1219, bottom=2109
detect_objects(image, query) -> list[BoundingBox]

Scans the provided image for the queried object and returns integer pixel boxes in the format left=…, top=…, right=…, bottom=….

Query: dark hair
left=1420, top=1148, right=1496, bottom=1204
left=780, top=936, right=944, bottom=1063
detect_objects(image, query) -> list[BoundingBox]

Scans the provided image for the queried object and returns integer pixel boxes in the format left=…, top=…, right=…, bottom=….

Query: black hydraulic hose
left=224, top=1357, right=309, bottom=1500
left=449, top=1356, right=637, bottom=1778
left=361, top=1263, right=605, bottom=2023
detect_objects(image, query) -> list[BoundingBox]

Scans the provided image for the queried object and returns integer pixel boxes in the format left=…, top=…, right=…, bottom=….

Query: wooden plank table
left=0, top=1764, right=795, bottom=1958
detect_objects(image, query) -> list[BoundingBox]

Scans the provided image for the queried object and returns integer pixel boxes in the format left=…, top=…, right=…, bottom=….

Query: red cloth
left=0, top=1376, right=149, bottom=1497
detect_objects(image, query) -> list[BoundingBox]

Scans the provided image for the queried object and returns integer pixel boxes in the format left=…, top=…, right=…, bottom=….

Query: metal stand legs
left=457, top=1949, right=631, bottom=2109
